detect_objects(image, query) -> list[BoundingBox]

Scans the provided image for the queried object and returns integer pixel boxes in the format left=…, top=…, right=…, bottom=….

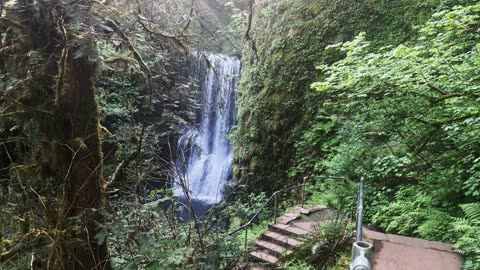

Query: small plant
left=285, top=259, right=316, bottom=270
left=310, top=218, right=355, bottom=268
left=283, top=216, right=354, bottom=269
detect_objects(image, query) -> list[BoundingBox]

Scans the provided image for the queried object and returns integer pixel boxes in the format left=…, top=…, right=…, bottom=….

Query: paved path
left=363, top=227, right=464, bottom=270
left=245, top=205, right=464, bottom=269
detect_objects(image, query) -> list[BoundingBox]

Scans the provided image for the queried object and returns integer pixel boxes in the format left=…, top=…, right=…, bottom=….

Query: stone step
left=263, top=230, right=302, bottom=248
left=297, top=205, right=329, bottom=215
left=276, top=212, right=301, bottom=224
left=250, top=250, right=279, bottom=265
left=290, top=220, right=317, bottom=232
left=269, top=223, right=310, bottom=237
left=256, top=240, right=292, bottom=257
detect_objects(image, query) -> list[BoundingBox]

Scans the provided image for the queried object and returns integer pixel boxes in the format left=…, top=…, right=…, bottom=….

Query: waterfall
left=175, top=52, right=240, bottom=204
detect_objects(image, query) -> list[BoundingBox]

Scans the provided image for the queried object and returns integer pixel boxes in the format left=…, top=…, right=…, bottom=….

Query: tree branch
left=105, top=151, right=138, bottom=189
left=1, top=97, right=54, bottom=118
left=0, top=43, right=24, bottom=57
left=244, top=0, right=258, bottom=61
left=104, top=18, right=152, bottom=79
left=0, top=17, right=24, bottom=30
left=136, top=17, right=188, bottom=53
left=432, top=93, right=461, bottom=104
left=419, top=71, right=447, bottom=95
left=181, top=0, right=196, bottom=35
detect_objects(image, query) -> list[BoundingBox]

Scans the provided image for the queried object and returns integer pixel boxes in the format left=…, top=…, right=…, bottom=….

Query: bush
left=452, top=203, right=480, bottom=270
left=283, top=216, right=354, bottom=269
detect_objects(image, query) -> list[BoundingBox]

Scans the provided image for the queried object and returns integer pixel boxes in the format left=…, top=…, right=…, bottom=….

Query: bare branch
left=105, top=151, right=138, bottom=189
left=181, top=0, right=196, bottom=35
left=1, top=97, right=54, bottom=118
left=136, top=17, right=188, bottom=53
left=244, top=0, right=258, bottom=61
left=0, top=43, right=24, bottom=57
left=104, top=56, right=139, bottom=66
left=0, top=17, right=24, bottom=30
left=104, top=18, right=152, bottom=79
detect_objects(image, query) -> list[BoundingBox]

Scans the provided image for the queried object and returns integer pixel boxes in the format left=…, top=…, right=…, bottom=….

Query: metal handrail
left=228, top=175, right=346, bottom=251
left=228, top=182, right=307, bottom=251
left=356, top=176, right=365, bottom=242
left=351, top=176, right=373, bottom=270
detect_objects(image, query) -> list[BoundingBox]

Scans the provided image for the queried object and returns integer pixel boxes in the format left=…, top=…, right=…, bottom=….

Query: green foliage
left=305, top=178, right=357, bottom=216
left=322, top=250, right=351, bottom=270
left=223, top=1, right=248, bottom=55
left=283, top=217, right=354, bottom=269
left=452, top=203, right=480, bottom=270
left=308, top=3, right=480, bottom=268
left=104, top=192, right=278, bottom=270
left=185, top=0, right=246, bottom=55
left=285, top=259, right=316, bottom=270
left=0, top=1, right=212, bottom=268
left=368, top=186, right=457, bottom=242
left=227, top=192, right=270, bottom=226
left=234, top=0, right=438, bottom=194
left=225, top=192, right=275, bottom=249
left=243, top=220, right=270, bottom=247
left=234, top=1, right=480, bottom=266
left=103, top=197, right=241, bottom=270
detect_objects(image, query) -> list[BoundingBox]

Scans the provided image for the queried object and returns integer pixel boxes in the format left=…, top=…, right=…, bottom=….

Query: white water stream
left=174, top=52, right=240, bottom=203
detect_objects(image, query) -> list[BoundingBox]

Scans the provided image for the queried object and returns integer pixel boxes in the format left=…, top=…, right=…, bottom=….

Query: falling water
left=175, top=52, right=240, bottom=204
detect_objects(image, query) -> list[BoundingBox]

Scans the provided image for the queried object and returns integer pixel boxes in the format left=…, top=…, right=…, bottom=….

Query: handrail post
left=356, top=176, right=365, bottom=242
left=273, top=193, right=278, bottom=224
left=302, top=176, right=307, bottom=208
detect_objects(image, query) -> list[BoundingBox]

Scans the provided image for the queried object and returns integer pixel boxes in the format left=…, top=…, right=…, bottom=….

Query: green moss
left=234, top=0, right=439, bottom=194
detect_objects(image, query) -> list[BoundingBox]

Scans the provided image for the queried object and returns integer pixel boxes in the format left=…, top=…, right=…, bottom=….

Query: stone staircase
left=248, top=205, right=333, bottom=269
left=241, top=205, right=464, bottom=270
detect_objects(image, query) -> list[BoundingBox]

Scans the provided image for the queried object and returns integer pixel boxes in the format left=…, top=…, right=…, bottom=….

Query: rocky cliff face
left=233, top=0, right=437, bottom=193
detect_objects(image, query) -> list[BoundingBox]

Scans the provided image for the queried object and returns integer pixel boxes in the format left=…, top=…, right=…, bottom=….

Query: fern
left=415, top=210, right=455, bottom=242
left=452, top=203, right=480, bottom=270
left=461, top=203, right=480, bottom=223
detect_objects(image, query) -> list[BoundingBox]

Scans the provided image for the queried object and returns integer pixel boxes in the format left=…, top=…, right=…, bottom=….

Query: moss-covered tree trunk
left=47, top=43, right=110, bottom=269
left=1, top=1, right=111, bottom=268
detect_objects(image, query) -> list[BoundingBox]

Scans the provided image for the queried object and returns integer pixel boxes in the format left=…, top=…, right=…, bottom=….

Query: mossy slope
left=233, top=0, right=438, bottom=193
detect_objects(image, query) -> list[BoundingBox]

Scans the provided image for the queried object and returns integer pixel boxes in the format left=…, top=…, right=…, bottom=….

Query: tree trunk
left=1, top=2, right=111, bottom=269
left=48, top=43, right=111, bottom=269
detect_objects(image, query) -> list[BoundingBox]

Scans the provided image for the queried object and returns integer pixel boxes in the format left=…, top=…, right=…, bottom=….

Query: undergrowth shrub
left=285, top=260, right=315, bottom=270
left=306, top=177, right=357, bottom=217
left=452, top=203, right=480, bottom=270
left=102, top=195, right=241, bottom=270
left=370, top=185, right=456, bottom=242
left=283, top=216, right=354, bottom=270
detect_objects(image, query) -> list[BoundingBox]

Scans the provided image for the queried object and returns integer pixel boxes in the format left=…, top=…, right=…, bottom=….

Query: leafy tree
left=0, top=0, right=193, bottom=268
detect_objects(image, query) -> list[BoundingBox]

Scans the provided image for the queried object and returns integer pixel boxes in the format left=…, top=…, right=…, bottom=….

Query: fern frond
left=460, top=203, right=480, bottom=221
